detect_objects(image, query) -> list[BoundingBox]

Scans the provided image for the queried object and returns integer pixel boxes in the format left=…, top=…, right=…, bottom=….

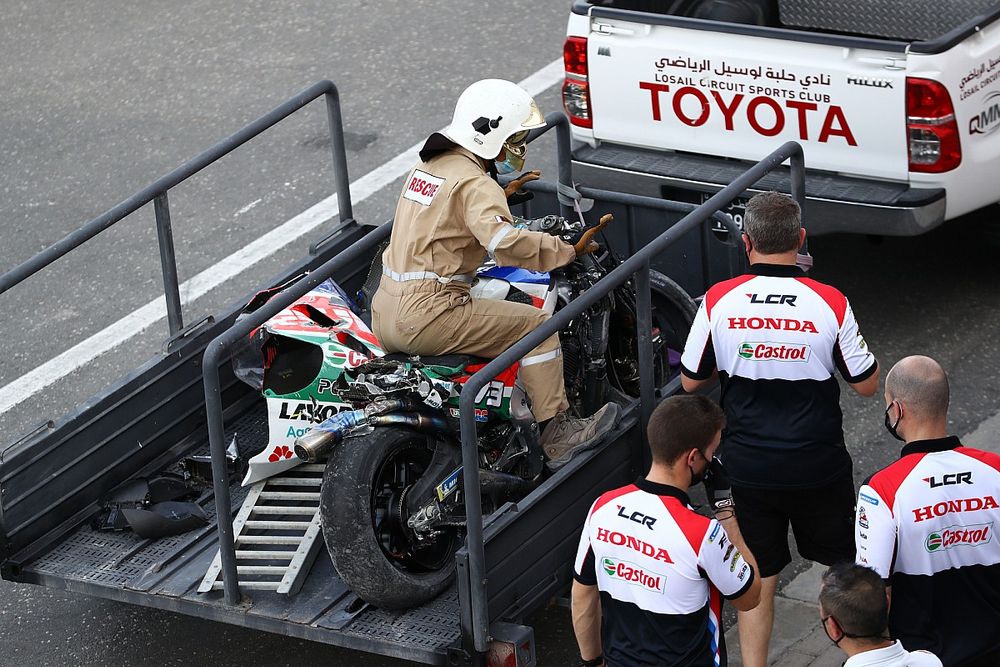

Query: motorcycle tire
left=321, top=427, right=457, bottom=609
left=607, top=270, right=697, bottom=399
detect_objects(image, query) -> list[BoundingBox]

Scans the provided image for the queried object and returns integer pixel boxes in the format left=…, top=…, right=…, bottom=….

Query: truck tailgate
left=586, top=19, right=910, bottom=180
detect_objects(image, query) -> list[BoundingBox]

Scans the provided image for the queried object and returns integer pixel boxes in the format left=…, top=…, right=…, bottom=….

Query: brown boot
left=540, top=402, right=622, bottom=471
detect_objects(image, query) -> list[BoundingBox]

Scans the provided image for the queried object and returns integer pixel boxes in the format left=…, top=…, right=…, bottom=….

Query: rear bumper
left=573, top=145, right=947, bottom=237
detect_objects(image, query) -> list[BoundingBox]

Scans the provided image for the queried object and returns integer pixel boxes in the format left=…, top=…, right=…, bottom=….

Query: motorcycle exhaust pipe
left=369, top=412, right=450, bottom=433
left=293, top=409, right=366, bottom=463
left=294, top=399, right=416, bottom=463
left=294, top=408, right=450, bottom=463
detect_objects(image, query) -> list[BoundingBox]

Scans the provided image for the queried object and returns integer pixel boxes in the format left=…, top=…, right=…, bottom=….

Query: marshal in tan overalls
left=371, top=144, right=576, bottom=422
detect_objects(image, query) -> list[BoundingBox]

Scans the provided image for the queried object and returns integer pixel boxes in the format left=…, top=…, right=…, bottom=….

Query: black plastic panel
left=476, top=408, right=641, bottom=624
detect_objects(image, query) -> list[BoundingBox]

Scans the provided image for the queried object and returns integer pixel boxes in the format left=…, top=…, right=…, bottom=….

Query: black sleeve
left=573, top=547, right=597, bottom=586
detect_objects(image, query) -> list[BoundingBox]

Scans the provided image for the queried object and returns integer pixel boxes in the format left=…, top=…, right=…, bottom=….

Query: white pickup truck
left=563, top=0, right=1000, bottom=235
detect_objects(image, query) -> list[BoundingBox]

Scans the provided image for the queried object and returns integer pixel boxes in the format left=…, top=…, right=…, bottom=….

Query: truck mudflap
left=574, top=144, right=946, bottom=236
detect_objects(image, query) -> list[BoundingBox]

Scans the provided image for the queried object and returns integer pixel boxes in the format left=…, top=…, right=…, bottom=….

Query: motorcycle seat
left=384, top=352, right=489, bottom=368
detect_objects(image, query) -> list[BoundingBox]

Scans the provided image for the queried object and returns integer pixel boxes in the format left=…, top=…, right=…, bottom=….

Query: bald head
left=885, top=356, right=950, bottom=422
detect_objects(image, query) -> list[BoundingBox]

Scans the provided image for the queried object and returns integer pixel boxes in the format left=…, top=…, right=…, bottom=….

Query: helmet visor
left=506, top=129, right=530, bottom=148
left=500, top=139, right=527, bottom=173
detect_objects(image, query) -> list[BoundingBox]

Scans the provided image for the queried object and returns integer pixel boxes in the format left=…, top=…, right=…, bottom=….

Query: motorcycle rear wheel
left=607, top=270, right=697, bottom=399
left=321, top=427, right=458, bottom=609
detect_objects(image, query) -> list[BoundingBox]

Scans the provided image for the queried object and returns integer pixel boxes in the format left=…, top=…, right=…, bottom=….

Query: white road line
left=0, top=59, right=564, bottom=415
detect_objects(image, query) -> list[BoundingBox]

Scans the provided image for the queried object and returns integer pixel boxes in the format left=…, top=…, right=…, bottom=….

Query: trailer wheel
left=321, top=427, right=457, bottom=609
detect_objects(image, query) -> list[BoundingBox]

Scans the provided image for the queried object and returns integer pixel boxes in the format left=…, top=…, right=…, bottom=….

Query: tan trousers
left=371, top=279, right=569, bottom=422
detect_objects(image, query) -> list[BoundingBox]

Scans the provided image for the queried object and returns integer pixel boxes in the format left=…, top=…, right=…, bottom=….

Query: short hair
left=885, top=356, right=950, bottom=422
left=743, top=191, right=801, bottom=254
left=646, top=395, right=725, bottom=465
left=819, top=563, right=888, bottom=642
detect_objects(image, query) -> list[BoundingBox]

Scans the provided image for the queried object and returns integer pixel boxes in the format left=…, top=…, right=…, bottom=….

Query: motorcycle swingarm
left=404, top=438, right=462, bottom=516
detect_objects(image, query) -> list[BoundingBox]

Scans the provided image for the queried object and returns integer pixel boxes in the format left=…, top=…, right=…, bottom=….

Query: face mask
left=884, top=402, right=904, bottom=441
left=494, top=158, right=517, bottom=175
left=496, top=137, right=527, bottom=175
left=821, top=615, right=888, bottom=646
left=689, top=451, right=708, bottom=486
left=820, top=616, right=844, bottom=645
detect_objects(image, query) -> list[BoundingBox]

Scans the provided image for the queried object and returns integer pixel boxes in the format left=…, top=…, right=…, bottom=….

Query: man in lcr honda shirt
left=680, top=191, right=880, bottom=667
left=572, top=395, right=761, bottom=667
left=856, top=356, right=1000, bottom=667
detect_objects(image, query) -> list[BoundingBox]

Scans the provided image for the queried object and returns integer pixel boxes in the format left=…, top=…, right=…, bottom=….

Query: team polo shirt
left=842, top=642, right=941, bottom=667
left=680, top=264, right=877, bottom=488
left=574, top=479, right=754, bottom=666
left=856, top=437, right=1000, bottom=664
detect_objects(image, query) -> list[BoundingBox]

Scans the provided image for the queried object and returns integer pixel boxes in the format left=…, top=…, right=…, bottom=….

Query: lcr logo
left=617, top=505, right=657, bottom=530
left=746, top=293, right=797, bottom=306
left=923, top=472, right=973, bottom=488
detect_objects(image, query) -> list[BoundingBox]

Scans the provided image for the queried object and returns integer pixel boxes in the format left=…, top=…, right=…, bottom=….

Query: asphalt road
left=4, top=2, right=1000, bottom=666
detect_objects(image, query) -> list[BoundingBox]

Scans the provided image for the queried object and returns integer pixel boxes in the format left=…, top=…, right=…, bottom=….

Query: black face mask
left=884, top=402, right=904, bottom=442
left=821, top=616, right=890, bottom=646
left=689, top=451, right=708, bottom=486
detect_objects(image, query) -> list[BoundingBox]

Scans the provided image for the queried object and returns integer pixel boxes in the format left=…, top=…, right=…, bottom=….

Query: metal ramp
left=199, top=463, right=326, bottom=595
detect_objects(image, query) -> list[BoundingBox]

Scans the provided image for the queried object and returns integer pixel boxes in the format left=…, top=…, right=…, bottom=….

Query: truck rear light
left=563, top=36, right=593, bottom=128
left=487, top=638, right=533, bottom=666
left=563, top=36, right=588, bottom=76
left=906, top=77, right=961, bottom=173
left=563, top=79, right=593, bottom=128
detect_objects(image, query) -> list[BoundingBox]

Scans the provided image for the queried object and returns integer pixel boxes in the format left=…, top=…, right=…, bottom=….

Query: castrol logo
left=738, top=342, right=811, bottom=362
left=926, top=522, right=993, bottom=552
left=402, top=169, right=445, bottom=206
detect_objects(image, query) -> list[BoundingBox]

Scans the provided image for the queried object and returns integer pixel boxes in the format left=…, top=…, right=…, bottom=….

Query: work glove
left=703, top=456, right=735, bottom=514
left=503, top=170, right=541, bottom=205
left=566, top=213, right=613, bottom=256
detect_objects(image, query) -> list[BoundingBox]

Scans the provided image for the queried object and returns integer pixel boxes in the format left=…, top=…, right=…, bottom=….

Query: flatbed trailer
left=0, top=80, right=804, bottom=665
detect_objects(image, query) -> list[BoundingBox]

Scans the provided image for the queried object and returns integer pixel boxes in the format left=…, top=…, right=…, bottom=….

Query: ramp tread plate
left=341, top=587, right=461, bottom=650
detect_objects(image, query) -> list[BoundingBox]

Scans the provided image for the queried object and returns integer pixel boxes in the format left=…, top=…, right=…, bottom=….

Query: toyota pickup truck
left=563, top=0, right=1000, bottom=235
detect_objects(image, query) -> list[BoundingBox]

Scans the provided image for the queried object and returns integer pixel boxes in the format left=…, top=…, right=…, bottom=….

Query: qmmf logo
left=926, top=522, right=993, bottom=552
left=970, top=92, right=1000, bottom=136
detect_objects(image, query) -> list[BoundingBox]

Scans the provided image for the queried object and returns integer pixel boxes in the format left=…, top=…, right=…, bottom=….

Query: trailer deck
left=15, top=400, right=637, bottom=664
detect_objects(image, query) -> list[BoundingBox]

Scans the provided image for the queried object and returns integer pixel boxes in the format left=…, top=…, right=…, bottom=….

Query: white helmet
left=442, top=79, right=545, bottom=161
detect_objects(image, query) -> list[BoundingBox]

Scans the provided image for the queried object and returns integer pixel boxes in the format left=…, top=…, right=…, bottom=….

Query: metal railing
left=458, top=126, right=805, bottom=653
left=0, top=80, right=354, bottom=339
